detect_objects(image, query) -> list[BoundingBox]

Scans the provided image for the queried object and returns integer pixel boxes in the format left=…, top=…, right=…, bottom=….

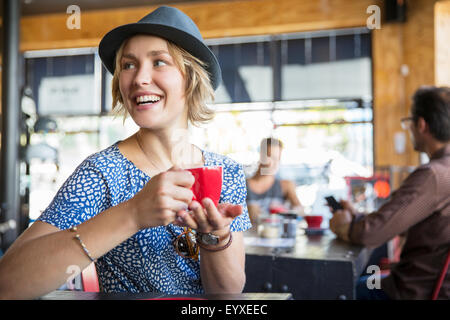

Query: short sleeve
left=37, top=159, right=111, bottom=230
left=220, top=163, right=252, bottom=232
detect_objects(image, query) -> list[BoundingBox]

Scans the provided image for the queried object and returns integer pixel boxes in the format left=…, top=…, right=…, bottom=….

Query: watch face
left=201, top=233, right=219, bottom=245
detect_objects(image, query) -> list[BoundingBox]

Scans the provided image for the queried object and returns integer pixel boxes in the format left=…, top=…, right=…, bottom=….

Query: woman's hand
left=174, top=198, right=243, bottom=234
left=129, top=166, right=195, bottom=230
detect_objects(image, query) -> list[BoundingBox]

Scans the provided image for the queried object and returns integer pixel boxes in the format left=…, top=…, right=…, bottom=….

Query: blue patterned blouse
left=37, top=142, right=251, bottom=294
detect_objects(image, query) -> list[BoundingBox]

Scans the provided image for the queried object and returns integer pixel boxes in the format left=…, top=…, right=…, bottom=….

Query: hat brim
left=99, top=23, right=222, bottom=90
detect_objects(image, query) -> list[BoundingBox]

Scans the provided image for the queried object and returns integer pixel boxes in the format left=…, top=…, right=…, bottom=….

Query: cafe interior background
left=0, top=0, right=449, bottom=257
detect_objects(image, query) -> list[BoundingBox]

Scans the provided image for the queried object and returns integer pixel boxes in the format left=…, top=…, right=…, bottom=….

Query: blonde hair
left=111, top=37, right=215, bottom=126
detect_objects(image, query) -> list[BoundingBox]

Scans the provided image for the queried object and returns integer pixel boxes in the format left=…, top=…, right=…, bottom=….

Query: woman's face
left=119, top=35, right=187, bottom=130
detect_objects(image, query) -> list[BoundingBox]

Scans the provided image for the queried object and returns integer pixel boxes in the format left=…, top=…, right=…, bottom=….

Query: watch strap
left=197, top=232, right=233, bottom=252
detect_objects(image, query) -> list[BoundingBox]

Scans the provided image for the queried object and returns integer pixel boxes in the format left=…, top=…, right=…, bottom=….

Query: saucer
left=303, top=227, right=327, bottom=236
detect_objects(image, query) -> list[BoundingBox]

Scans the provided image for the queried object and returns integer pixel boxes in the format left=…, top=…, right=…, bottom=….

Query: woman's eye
left=154, top=60, right=167, bottom=67
left=122, top=62, right=135, bottom=70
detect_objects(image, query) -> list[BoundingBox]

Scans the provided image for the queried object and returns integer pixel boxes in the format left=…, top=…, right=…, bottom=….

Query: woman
left=0, top=6, right=251, bottom=299
left=246, top=138, right=303, bottom=225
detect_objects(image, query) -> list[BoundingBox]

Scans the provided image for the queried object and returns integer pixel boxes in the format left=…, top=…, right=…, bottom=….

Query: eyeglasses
left=173, top=227, right=199, bottom=260
left=400, top=116, right=414, bottom=130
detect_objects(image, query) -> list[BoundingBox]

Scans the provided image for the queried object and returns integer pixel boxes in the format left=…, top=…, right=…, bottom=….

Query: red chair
left=81, top=262, right=100, bottom=292
left=380, top=239, right=449, bottom=300
left=431, top=248, right=450, bottom=300
left=379, top=236, right=403, bottom=275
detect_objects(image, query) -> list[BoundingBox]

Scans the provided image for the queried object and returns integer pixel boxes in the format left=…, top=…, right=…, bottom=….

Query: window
left=24, top=48, right=138, bottom=221
left=211, top=39, right=273, bottom=103
left=25, top=48, right=102, bottom=116
left=23, top=28, right=374, bottom=220
left=195, top=28, right=374, bottom=216
left=208, top=29, right=372, bottom=103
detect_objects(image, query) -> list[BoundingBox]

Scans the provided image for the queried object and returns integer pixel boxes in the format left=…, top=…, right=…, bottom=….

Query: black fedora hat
left=99, top=6, right=222, bottom=90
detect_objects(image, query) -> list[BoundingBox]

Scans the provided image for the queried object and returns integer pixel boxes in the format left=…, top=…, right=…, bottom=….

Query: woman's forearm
left=199, top=231, right=246, bottom=294
left=0, top=200, right=139, bottom=299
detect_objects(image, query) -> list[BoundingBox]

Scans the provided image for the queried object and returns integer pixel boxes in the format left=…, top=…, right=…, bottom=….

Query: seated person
left=0, top=6, right=251, bottom=299
left=330, top=86, right=450, bottom=300
left=246, top=137, right=303, bottom=225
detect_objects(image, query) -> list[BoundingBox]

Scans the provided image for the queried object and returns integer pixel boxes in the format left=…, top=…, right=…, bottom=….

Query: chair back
left=81, top=262, right=100, bottom=292
left=431, top=248, right=450, bottom=300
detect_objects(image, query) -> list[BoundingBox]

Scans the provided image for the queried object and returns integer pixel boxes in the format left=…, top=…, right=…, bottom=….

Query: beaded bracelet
left=69, top=226, right=96, bottom=262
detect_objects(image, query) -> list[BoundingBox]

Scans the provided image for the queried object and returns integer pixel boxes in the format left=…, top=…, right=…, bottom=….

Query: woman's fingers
left=155, top=170, right=194, bottom=207
left=202, top=198, right=224, bottom=230
left=133, top=168, right=195, bottom=229
left=190, top=201, right=211, bottom=232
left=218, top=203, right=243, bottom=218
left=174, top=199, right=241, bottom=232
left=165, top=185, right=194, bottom=204
left=163, top=169, right=195, bottom=189
left=174, top=210, right=198, bottom=229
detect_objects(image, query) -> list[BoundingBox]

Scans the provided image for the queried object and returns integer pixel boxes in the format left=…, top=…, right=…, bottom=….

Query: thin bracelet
left=197, top=232, right=233, bottom=252
left=69, top=226, right=96, bottom=262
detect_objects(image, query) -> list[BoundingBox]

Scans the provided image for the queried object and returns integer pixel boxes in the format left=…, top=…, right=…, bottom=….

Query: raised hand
left=174, top=198, right=243, bottom=234
left=129, top=166, right=195, bottom=229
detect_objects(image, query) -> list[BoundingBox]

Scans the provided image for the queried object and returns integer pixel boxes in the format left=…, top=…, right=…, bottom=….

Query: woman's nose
left=133, top=64, right=152, bottom=86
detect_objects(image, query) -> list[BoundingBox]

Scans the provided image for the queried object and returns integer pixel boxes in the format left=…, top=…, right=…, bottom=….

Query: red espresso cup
left=304, top=215, right=323, bottom=229
left=186, top=166, right=223, bottom=207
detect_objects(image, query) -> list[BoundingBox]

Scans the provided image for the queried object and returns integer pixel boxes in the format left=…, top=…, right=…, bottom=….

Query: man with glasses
left=329, top=86, right=450, bottom=300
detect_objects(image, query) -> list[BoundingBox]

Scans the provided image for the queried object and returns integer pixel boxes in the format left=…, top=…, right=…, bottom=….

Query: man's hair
left=111, top=36, right=215, bottom=125
left=411, top=86, right=450, bottom=142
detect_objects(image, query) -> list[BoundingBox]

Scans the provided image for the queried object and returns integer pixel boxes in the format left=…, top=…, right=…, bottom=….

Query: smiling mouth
left=135, top=95, right=162, bottom=105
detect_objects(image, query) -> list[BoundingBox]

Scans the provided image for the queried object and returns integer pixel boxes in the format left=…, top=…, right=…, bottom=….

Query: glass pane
left=282, top=57, right=372, bottom=100
left=27, top=54, right=98, bottom=116
left=281, top=33, right=372, bottom=101
left=189, top=110, right=274, bottom=167
left=189, top=105, right=373, bottom=220
left=311, top=37, right=329, bottom=63
left=28, top=115, right=138, bottom=221
left=212, top=42, right=272, bottom=103
left=272, top=107, right=373, bottom=125
left=103, top=68, right=114, bottom=112
left=275, top=121, right=373, bottom=217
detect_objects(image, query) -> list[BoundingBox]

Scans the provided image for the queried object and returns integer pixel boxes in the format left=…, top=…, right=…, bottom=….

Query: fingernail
left=189, top=201, right=199, bottom=210
left=175, top=216, right=184, bottom=224
left=202, top=198, right=211, bottom=207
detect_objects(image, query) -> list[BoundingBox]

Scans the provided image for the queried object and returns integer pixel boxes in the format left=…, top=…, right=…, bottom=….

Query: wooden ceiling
left=18, top=0, right=212, bottom=16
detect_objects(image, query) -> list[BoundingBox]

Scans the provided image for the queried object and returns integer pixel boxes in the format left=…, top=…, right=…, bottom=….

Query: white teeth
left=136, top=95, right=161, bottom=104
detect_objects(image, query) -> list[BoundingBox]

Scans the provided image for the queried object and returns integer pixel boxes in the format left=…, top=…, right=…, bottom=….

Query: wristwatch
left=196, top=232, right=219, bottom=246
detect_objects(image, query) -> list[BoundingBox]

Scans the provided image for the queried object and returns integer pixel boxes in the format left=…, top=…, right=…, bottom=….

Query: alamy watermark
left=65, top=264, right=82, bottom=290
left=66, top=5, right=81, bottom=30
left=367, top=5, right=381, bottom=30
left=366, top=265, right=382, bottom=290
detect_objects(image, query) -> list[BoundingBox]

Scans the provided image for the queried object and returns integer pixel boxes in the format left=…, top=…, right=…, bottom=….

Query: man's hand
left=339, top=199, right=357, bottom=215
left=329, top=209, right=353, bottom=242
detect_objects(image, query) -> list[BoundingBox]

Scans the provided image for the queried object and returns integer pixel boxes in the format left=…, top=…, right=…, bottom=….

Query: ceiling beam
left=20, top=0, right=379, bottom=51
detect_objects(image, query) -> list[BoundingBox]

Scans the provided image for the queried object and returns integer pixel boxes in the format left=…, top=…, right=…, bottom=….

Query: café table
left=39, top=290, right=292, bottom=300
left=243, top=224, right=373, bottom=300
